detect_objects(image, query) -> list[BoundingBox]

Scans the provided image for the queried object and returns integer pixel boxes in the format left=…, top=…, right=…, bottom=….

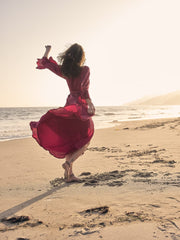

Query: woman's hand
left=86, top=99, right=95, bottom=115
left=45, top=45, right=51, bottom=51
left=43, top=45, right=51, bottom=58
left=88, top=104, right=95, bottom=115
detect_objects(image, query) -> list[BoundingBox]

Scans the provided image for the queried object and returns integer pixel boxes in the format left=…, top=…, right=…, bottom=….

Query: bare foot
left=65, top=174, right=81, bottom=183
left=62, top=162, right=70, bottom=180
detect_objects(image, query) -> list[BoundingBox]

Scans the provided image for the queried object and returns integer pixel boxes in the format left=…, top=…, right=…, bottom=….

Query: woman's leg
left=62, top=142, right=90, bottom=182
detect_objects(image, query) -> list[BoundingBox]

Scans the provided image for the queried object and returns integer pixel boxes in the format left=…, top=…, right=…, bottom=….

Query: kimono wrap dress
left=30, top=56, right=94, bottom=159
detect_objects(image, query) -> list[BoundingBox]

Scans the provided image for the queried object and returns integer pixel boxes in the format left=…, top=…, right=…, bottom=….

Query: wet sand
left=0, top=117, right=180, bottom=239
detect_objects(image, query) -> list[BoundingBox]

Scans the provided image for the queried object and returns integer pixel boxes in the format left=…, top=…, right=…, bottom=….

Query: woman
left=30, top=44, right=95, bottom=182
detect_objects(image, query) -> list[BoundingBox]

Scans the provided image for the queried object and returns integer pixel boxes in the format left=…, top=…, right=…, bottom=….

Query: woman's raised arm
left=43, top=45, right=51, bottom=58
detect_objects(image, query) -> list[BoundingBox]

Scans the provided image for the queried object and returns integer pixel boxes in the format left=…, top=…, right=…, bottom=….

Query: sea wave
left=0, top=105, right=180, bottom=141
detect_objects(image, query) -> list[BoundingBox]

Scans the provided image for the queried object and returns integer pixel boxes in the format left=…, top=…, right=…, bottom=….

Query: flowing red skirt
left=30, top=98, right=94, bottom=159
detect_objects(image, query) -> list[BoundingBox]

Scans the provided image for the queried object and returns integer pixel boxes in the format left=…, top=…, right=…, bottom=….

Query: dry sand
left=0, top=117, right=180, bottom=239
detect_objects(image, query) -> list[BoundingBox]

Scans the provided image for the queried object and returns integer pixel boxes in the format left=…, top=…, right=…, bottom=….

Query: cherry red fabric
left=30, top=57, right=94, bottom=159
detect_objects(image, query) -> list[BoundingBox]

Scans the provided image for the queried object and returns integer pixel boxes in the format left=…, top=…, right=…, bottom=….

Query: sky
left=0, top=0, right=180, bottom=107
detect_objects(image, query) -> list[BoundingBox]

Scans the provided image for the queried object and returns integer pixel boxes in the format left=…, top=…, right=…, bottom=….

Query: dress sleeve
left=81, top=66, right=91, bottom=99
left=36, top=57, right=63, bottom=77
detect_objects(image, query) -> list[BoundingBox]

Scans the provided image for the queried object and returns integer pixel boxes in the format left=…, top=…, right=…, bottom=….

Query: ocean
left=0, top=105, right=180, bottom=141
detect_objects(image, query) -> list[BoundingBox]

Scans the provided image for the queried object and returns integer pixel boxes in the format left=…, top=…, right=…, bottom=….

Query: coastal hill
left=126, top=90, right=180, bottom=105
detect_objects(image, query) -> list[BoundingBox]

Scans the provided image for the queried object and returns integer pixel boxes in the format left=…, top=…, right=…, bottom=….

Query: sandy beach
left=0, top=117, right=180, bottom=240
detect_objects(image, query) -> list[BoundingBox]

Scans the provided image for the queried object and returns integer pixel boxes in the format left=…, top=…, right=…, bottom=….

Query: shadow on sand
left=0, top=184, right=65, bottom=221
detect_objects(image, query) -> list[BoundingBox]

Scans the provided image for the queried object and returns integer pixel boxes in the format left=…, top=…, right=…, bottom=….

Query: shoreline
left=0, top=117, right=180, bottom=239
left=1, top=115, right=180, bottom=143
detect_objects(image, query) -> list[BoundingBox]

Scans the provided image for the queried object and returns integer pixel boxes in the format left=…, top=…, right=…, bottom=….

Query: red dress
left=30, top=57, right=94, bottom=159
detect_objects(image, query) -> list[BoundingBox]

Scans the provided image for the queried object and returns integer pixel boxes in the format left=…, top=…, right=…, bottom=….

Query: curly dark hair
left=58, top=43, right=85, bottom=78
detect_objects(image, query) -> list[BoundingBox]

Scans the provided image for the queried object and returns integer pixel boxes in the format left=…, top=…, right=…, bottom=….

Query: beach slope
left=0, top=118, right=180, bottom=239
